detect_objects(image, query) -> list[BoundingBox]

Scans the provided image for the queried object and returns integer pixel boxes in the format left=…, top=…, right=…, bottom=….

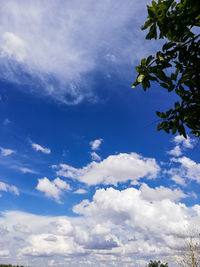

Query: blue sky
left=0, top=0, right=200, bottom=266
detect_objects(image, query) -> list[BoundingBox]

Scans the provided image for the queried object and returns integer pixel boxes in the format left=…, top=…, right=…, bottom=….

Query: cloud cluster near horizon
left=0, top=135, right=199, bottom=265
left=0, top=183, right=199, bottom=266
left=0, top=0, right=151, bottom=105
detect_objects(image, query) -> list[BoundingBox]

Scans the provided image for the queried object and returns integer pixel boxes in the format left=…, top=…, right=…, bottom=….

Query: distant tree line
left=0, top=265, right=25, bottom=267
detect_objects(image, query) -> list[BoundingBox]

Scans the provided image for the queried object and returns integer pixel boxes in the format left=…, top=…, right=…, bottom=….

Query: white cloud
left=90, top=139, right=103, bottom=151
left=0, top=181, right=19, bottom=196
left=139, top=183, right=187, bottom=202
left=0, top=224, right=9, bottom=235
left=53, top=177, right=71, bottom=190
left=55, top=152, right=160, bottom=185
left=169, top=156, right=200, bottom=184
left=18, top=167, right=37, bottom=174
left=171, top=174, right=187, bottom=187
left=0, top=0, right=150, bottom=104
left=174, top=135, right=194, bottom=149
left=31, top=143, right=51, bottom=154
left=1, top=32, right=26, bottom=62
left=168, top=145, right=182, bottom=157
left=13, top=223, right=31, bottom=234
left=167, top=135, right=195, bottom=158
left=0, top=182, right=200, bottom=266
left=73, top=187, right=189, bottom=231
left=74, top=189, right=87, bottom=194
left=90, top=151, right=101, bottom=161
left=0, top=250, right=10, bottom=257
left=20, top=233, right=83, bottom=257
left=36, top=177, right=71, bottom=203
left=0, top=147, right=15, bottom=156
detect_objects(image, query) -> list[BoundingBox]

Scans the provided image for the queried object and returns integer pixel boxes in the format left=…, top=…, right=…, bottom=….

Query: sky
left=0, top=0, right=200, bottom=266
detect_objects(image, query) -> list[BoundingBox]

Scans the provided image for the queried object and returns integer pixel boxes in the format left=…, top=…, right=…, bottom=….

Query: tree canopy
left=147, top=260, right=168, bottom=267
left=133, top=0, right=200, bottom=138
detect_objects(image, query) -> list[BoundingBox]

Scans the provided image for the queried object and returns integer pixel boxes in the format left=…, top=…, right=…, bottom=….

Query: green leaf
left=141, top=20, right=153, bottom=30
left=131, top=81, right=139, bottom=88
left=146, top=24, right=157, bottom=40
left=156, top=111, right=166, bottom=118
left=157, top=70, right=169, bottom=83
left=137, top=74, right=145, bottom=83
left=159, top=82, right=169, bottom=89
left=141, top=58, right=146, bottom=65
left=147, top=6, right=156, bottom=18
left=175, top=101, right=180, bottom=109
left=146, top=55, right=154, bottom=65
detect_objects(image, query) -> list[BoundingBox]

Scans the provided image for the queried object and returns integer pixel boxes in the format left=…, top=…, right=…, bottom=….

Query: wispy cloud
left=73, top=189, right=87, bottom=194
left=0, top=147, right=15, bottom=156
left=0, top=0, right=150, bottom=104
left=169, top=156, right=200, bottom=184
left=90, top=152, right=101, bottom=161
left=0, top=181, right=19, bottom=196
left=3, top=118, right=11, bottom=125
left=18, top=167, right=37, bottom=174
left=31, top=143, right=51, bottom=154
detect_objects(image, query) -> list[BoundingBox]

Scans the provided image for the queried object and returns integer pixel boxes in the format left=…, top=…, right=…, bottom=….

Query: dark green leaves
left=132, top=0, right=200, bottom=138
left=147, top=260, right=168, bottom=267
left=141, top=20, right=153, bottom=30
left=146, top=24, right=157, bottom=39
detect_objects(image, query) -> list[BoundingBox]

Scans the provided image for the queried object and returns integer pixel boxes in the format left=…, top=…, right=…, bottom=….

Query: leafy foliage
left=147, top=260, right=168, bottom=267
left=133, top=0, right=200, bottom=138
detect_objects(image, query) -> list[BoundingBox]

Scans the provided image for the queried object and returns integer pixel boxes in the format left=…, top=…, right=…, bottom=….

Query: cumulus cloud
left=0, top=147, right=15, bottom=156
left=0, top=224, right=9, bottom=235
left=0, top=181, right=19, bottom=196
left=0, top=182, right=200, bottom=266
left=90, top=139, right=103, bottom=151
left=31, top=143, right=51, bottom=154
left=0, top=0, right=150, bottom=104
left=19, top=233, right=84, bottom=257
left=139, top=183, right=187, bottom=202
left=36, top=177, right=71, bottom=203
left=73, top=187, right=190, bottom=231
left=13, top=223, right=31, bottom=234
left=54, top=152, right=160, bottom=185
